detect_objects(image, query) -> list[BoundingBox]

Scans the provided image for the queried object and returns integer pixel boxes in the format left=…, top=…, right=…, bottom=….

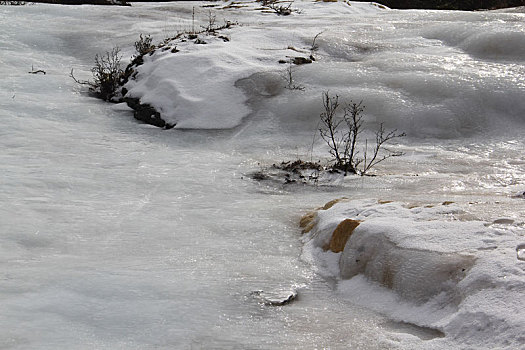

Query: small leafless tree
left=318, top=91, right=405, bottom=175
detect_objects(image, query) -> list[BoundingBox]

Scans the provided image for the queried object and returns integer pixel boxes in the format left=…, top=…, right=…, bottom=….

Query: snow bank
left=124, top=33, right=253, bottom=129
left=301, top=199, right=525, bottom=349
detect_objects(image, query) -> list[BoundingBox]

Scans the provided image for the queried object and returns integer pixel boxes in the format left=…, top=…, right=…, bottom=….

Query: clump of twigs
left=318, top=91, right=405, bottom=175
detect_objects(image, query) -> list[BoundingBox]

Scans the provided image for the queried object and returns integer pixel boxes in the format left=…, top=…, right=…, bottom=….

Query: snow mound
left=301, top=199, right=525, bottom=349
left=124, top=33, right=252, bottom=129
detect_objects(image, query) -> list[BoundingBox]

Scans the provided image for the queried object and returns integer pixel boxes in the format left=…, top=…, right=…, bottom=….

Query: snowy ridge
left=301, top=199, right=525, bottom=349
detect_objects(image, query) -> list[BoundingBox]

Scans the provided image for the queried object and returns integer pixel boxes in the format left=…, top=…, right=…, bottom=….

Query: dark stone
left=123, top=97, right=175, bottom=129
left=250, top=289, right=297, bottom=306
left=250, top=171, right=269, bottom=181
left=292, top=57, right=312, bottom=65
left=359, top=0, right=525, bottom=10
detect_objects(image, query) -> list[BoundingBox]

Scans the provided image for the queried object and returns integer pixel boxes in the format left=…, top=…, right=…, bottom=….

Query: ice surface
left=1, top=1, right=524, bottom=349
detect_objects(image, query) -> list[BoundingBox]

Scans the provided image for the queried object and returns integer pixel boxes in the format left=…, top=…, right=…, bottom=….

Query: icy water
left=1, top=2, right=524, bottom=349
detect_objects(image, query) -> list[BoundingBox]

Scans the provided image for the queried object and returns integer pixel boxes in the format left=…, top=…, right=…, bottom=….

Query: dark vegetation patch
left=28, top=0, right=130, bottom=5
left=359, top=0, right=525, bottom=10
left=249, top=160, right=324, bottom=186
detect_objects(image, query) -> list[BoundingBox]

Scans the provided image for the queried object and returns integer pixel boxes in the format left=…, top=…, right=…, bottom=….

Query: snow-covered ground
left=1, top=1, right=524, bottom=349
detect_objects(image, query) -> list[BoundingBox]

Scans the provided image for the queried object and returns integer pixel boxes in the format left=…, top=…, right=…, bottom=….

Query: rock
left=339, top=231, right=475, bottom=302
left=123, top=97, right=174, bottom=129
left=492, top=218, right=514, bottom=225
left=250, top=289, right=297, bottom=306
left=292, top=57, right=313, bottom=65
left=299, top=198, right=349, bottom=234
left=322, top=197, right=348, bottom=210
left=517, top=244, right=525, bottom=261
left=326, top=219, right=360, bottom=253
left=250, top=171, right=269, bottom=181
left=299, top=211, right=316, bottom=229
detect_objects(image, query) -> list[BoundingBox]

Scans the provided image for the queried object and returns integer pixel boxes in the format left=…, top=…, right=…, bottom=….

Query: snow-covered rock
left=301, top=199, right=525, bottom=349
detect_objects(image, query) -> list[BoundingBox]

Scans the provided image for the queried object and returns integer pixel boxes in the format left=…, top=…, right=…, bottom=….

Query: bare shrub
left=134, top=34, right=154, bottom=56
left=202, top=10, right=217, bottom=32
left=70, top=47, right=124, bottom=101
left=319, top=91, right=405, bottom=175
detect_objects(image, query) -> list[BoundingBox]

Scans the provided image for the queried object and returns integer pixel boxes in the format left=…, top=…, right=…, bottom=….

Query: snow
left=1, top=1, right=524, bottom=349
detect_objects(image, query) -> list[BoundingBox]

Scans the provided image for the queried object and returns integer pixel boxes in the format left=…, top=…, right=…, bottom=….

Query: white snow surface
left=1, top=1, right=524, bottom=349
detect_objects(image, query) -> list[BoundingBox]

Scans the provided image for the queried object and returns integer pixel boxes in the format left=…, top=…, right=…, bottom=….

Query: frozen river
left=1, top=1, right=524, bottom=349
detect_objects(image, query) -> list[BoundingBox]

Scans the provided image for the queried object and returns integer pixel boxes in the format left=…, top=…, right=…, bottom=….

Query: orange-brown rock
left=322, top=197, right=348, bottom=210
left=326, top=219, right=360, bottom=253
left=299, top=211, right=317, bottom=234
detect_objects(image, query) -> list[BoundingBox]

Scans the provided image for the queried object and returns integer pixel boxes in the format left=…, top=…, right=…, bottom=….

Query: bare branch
left=311, top=31, right=324, bottom=52
left=360, top=123, right=406, bottom=174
